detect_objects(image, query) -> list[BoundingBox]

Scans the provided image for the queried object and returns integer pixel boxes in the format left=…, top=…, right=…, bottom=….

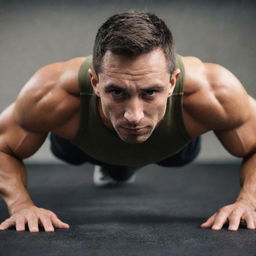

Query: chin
left=121, top=136, right=148, bottom=144
left=114, top=123, right=155, bottom=144
left=118, top=131, right=153, bottom=144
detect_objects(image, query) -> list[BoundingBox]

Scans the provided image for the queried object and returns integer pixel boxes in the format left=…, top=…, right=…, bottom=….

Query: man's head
left=92, top=10, right=176, bottom=75
left=89, top=11, right=180, bottom=144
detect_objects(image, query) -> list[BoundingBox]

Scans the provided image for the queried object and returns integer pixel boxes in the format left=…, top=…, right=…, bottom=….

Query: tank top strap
left=170, top=54, right=190, bottom=140
left=172, top=54, right=185, bottom=96
left=78, top=55, right=93, bottom=95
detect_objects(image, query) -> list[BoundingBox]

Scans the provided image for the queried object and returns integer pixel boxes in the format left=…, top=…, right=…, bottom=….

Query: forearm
left=0, top=152, right=70, bottom=232
left=236, top=153, right=256, bottom=209
left=0, top=152, right=34, bottom=215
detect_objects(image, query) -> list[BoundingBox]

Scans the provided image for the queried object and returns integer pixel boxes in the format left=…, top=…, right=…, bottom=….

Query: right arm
left=0, top=104, right=69, bottom=232
left=0, top=59, right=82, bottom=232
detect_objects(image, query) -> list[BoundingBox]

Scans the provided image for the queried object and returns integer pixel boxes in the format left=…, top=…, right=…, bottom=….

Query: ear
left=169, top=68, right=181, bottom=96
left=88, top=68, right=100, bottom=96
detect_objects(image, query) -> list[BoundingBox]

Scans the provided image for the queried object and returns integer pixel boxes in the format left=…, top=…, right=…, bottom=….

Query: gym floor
left=0, top=163, right=255, bottom=256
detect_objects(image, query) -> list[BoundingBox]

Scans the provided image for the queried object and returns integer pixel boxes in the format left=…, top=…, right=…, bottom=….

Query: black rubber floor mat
left=0, top=163, right=255, bottom=256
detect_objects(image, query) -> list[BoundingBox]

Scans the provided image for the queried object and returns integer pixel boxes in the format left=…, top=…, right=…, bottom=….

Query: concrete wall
left=0, top=0, right=255, bottom=163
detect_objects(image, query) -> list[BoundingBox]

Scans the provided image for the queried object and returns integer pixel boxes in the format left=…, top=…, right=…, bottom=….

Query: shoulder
left=181, top=55, right=250, bottom=132
left=14, top=57, right=86, bottom=132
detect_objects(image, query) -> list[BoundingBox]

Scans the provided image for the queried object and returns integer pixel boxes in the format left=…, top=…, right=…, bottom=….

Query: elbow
left=227, top=143, right=256, bottom=159
left=242, top=149, right=256, bottom=161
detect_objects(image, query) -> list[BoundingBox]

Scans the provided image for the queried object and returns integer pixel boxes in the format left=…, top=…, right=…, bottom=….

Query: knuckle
left=228, top=214, right=238, bottom=222
left=28, top=213, right=37, bottom=220
left=37, top=211, right=48, bottom=218
left=27, top=215, right=38, bottom=224
left=244, top=213, right=253, bottom=219
left=218, top=206, right=229, bottom=213
left=232, top=209, right=243, bottom=217
left=49, top=212, right=57, bottom=218
left=9, top=215, right=15, bottom=221
left=16, top=215, right=25, bottom=221
left=41, top=208, right=52, bottom=215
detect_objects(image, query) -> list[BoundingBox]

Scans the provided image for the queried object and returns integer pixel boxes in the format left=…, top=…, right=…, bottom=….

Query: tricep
left=214, top=96, right=256, bottom=158
left=0, top=103, right=48, bottom=159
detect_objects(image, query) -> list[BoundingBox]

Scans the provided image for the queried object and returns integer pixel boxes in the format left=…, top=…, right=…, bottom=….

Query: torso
left=52, top=57, right=208, bottom=140
left=22, top=55, right=251, bottom=141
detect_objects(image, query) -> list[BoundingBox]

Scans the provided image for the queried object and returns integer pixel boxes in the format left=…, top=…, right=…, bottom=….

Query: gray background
left=0, top=0, right=255, bottom=163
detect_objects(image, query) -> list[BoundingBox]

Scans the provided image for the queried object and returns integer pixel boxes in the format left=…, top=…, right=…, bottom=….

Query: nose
left=124, top=97, right=144, bottom=125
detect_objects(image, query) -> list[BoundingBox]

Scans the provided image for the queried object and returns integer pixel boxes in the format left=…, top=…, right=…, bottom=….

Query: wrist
left=8, top=198, right=35, bottom=215
left=4, top=187, right=34, bottom=215
left=236, top=188, right=256, bottom=210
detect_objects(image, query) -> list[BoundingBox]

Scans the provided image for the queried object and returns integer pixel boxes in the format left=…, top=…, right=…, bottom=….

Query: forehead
left=99, top=49, right=169, bottom=84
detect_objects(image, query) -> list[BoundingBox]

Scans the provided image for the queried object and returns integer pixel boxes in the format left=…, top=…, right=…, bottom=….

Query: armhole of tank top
left=173, top=55, right=192, bottom=140
left=78, top=55, right=93, bottom=95
left=72, top=55, right=93, bottom=144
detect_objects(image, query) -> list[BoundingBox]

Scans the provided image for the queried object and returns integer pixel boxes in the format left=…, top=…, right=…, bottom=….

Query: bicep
left=0, top=104, right=48, bottom=159
left=214, top=96, right=256, bottom=157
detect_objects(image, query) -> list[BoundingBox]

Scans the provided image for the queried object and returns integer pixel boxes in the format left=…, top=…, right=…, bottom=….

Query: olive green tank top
left=72, top=55, right=192, bottom=167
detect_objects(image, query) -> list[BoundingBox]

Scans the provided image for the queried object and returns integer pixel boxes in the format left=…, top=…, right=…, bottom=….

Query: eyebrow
left=104, top=84, right=125, bottom=91
left=104, top=83, right=165, bottom=91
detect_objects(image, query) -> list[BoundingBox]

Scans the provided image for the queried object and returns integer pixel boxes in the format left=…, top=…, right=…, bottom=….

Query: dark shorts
left=50, top=133, right=201, bottom=180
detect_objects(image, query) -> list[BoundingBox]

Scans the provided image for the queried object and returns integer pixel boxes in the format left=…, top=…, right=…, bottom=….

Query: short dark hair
left=93, top=11, right=176, bottom=75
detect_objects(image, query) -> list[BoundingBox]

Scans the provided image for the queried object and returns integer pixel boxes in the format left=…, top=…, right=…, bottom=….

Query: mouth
left=119, top=126, right=149, bottom=135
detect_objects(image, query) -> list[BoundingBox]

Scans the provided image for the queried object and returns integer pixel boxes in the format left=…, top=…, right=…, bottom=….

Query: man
left=0, top=11, right=255, bottom=233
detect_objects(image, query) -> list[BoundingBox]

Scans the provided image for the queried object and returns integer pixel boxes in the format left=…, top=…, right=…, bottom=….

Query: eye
left=146, top=90, right=156, bottom=95
left=111, top=89, right=123, bottom=96
left=142, top=90, right=157, bottom=98
left=109, top=89, right=127, bottom=99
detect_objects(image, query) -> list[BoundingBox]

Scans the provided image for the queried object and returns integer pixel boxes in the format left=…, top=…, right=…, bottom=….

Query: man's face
left=89, top=48, right=180, bottom=144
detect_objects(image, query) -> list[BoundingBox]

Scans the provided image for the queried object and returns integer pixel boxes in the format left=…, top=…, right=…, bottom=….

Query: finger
left=27, top=215, right=39, bottom=233
left=212, top=212, right=229, bottom=230
left=228, top=210, right=243, bottom=231
left=0, top=218, right=15, bottom=230
left=201, top=213, right=217, bottom=228
left=39, top=216, right=55, bottom=232
left=16, top=216, right=26, bottom=232
left=50, top=215, right=70, bottom=229
left=244, top=214, right=255, bottom=230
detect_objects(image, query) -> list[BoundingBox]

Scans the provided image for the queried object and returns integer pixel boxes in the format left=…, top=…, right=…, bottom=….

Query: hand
left=201, top=201, right=256, bottom=231
left=0, top=205, right=70, bottom=232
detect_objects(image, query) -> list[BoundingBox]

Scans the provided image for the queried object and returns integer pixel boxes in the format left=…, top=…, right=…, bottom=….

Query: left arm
left=202, top=118, right=256, bottom=230
left=198, top=64, right=256, bottom=231
left=201, top=149, right=256, bottom=231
